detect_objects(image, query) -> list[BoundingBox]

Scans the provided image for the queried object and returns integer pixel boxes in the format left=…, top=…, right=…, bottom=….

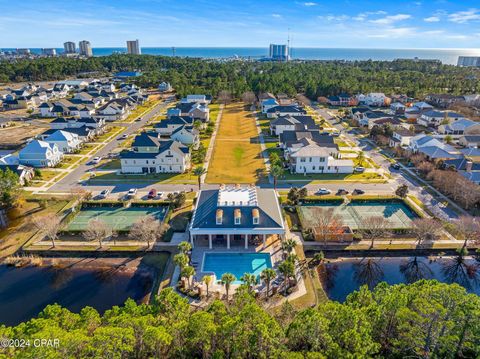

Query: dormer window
left=216, top=209, right=223, bottom=225
left=252, top=208, right=260, bottom=225
left=234, top=209, right=241, bottom=225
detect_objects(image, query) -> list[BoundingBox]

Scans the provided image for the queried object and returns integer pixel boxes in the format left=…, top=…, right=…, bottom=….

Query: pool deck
left=190, top=236, right=284, bottom=293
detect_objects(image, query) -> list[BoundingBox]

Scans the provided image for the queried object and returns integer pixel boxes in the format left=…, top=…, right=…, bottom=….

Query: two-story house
left=44, top=130, right=82, bottom=153
left=120, top=132, right=191, bottom=174
left=270, top=115, right=318, bottom=135
left=18, top=140, right=63, bottom=167
left=389, top=129, right=416, bottom=148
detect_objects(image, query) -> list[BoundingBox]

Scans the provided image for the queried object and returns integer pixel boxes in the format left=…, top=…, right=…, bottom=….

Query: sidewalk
left=201, top=104, right=224, bottom=184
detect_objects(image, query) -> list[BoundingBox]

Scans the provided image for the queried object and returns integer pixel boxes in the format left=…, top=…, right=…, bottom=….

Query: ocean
left=4, top=47, right=480, bottom=65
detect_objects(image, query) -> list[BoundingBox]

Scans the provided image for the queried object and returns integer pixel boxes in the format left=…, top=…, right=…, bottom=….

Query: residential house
left=120, top=132, right=190, bottom=174
left=438, top=119, right=480, bottom=135
left=286, top=138, right=353, bottom=174
left=189, top=185, right=285, bottom=249
left=354, top=110, right=391, bottom=127
left=327, top=94, right=357, bottom=107
left=368, top=117, right=403, bottom=130
left=389, top=129, right=416, bottom=148
left=170, top=102, right=209, bottom=122
left=18, top=140, right=62, bottom=167
left=45, top=130, right=82, bottom=153
left=409, top=134, right=461, bottom=160
left=155, top=116, right=195, bottom=136
left=171, top=125, right=200, bottom=149
left=459, top=135, right=480, bottom=148
left=418, top=110, right=465, bottom=128
left=266, top=105, right=306, bottom=118
left=158, top=82, right=172, bottom=92
left=279, top=130, right=337, bottom=150
left=425, top=94, right=465, bottom=109
left=358, top=93, right=389, bottom=107
left=261, top=98, right=279, bottom=114
left=270, top=115, right=317, bottom=135
left=181, top=94, right=212, bottom=104
left=444, top=157, right=480, bottom=185
left=0, top=164, right=34, bottom=185
left=390, top=102, right=406, bottom=115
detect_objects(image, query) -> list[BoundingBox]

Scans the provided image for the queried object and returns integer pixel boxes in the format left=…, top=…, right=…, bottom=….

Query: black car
left=353, top=189, right=365, bottom=195
left=391, top=163, right=401, bottom=170
left=336, top=189, right=349, bottom=195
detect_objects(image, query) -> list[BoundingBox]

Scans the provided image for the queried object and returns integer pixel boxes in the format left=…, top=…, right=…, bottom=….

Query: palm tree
left=357, top=151, right=365, bottom=167
left=220, top=273, right=236, bottom=300
left=181, top=265, right=195, bottom=289
left=193, top=166, right=207, bottom=191
left=278, top=260, right=295, bottom=295
left=261, top=268, right=276, bottom=298
left=281, top=238, right=297, bottom=254
left=178, top=241, right=192, bottom=255
left=286, top=253, right=299, bottom=264
left=240, top=273, right=257, bottom=292
left=202, top=275, right=213, bottom=297
left=173, top=253, right=189, bottom=269
left=313, top=251, right=325, bottom=266
left=269, top=165, right=284, bottom=191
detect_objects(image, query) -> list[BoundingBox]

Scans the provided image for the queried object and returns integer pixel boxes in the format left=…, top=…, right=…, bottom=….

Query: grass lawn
left=36, top=169, right=62, bottom=181
left=121, top=100, right=161, bottom=123
left=78, top=144, right=100, bottom=155
left=96, top=126, right=124, bottom=142
left=206, top=103, right=266, bottom=184
left=97, top=159, right=121, bottom=170
left=163, top=205, right=192, bottom=242
left=0, top=199, right=69, bottom=257
left=58, top=155, right=82, bottom=169
left=88, top=171, right=197, bottom=184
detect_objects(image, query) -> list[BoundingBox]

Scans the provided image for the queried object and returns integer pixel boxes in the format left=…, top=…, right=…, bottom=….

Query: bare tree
left=32, top=213, right=61, bottom=248
left=310, top=208, right=344, bottom=244
left=295, top=94, right=311, bottom=106
left=129, top=215, right=166, bottom=248
left=241, top=91, right=256, bottom=105
left=217, top=90, right=232, bottom=106
left=412, top=218, right=442, bottom=246
left=455, top=216, right=480, bottom=248
left=70, top=187, right=91, bottom=202
left=359, top=216, right=391, bottom=248
left=83, top=218, right=112, bottom=248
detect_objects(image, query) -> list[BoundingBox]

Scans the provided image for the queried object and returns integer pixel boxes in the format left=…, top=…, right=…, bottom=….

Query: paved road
left=48, top=96, right=175, bottom=193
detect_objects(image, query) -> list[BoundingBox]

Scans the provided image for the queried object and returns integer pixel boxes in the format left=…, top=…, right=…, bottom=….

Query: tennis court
left=299, top=200, right=418, bottom=230
left=66, top=205, right=169, bottom=231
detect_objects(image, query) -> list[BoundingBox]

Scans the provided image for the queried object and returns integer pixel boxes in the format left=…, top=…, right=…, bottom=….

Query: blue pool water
left=203, top=253, right=272, bottom=284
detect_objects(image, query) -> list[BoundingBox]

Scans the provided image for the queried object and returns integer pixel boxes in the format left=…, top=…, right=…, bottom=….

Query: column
left=244, top=235, right=248, bottom=249
left=189, top=233, right=194, bottom=248
left=262, top=234, right=266, bottom=249
left=227, top=234, right=230, bottom=249
left=208, top=234, right=212, bottom=249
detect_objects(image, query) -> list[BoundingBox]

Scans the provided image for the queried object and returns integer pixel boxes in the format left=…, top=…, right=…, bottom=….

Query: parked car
left=98, top=189, right=110, bottom=199
left=118, top=133, right=129, bottom=140
left=126, top=188, right=137, bottom=199
left=91, top=156, right=102, bottom=165
left=352, top=189, right=365, bottom=195
left=336, top=189, right=349, bottom=195
left=316, top=188, right=331, bottom=195
left=391, top=163, right=401, bottom=170
left=354, top=166, right=365, bottom=173
left=331, top=132, right=340, bottom=137
left=147, top=189, right=157, bottom=199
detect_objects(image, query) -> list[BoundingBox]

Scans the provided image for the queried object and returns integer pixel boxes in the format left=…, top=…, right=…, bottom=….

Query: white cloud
left=303, top=2, right=317, bottom=6
left=448, top=9, right=480, bottom=24
left=424, top=16, right=440, bottom=22
left=271, top=13, right=282, bottom=18
left=367, top=27, right=417, bottom=38
left=370, top=14, right=412, bottom=25
left=318, top=14, right=350, bottom=22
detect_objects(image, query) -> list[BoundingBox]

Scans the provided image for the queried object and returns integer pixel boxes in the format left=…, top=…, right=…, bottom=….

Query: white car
left=354, top=166, right=365, bottom=173
left=316, top=188, right=331, bottom=195
left=126, top=188, right=137, bottom=198
left=91, top=156, right=102, bottom=165
left=98, top=189, right=110, bottom=199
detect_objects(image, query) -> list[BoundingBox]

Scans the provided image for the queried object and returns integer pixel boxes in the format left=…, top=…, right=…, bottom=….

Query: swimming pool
left=202, top=253, right=272, bottom=284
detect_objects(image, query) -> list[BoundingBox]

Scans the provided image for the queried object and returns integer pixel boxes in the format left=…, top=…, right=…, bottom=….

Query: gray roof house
left=189, top=185, right=285, bottom=249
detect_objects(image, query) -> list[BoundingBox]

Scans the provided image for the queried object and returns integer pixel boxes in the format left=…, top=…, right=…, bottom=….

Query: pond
left=320, top=256, right=480, bottom=302
left=0, top=256, right=165, bottom=326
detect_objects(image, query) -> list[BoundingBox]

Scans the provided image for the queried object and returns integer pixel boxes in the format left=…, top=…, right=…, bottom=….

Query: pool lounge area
left=202, top=252, right=272, bottom=284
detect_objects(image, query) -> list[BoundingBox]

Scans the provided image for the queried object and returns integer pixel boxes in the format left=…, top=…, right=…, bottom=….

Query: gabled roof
left=46, top=130, right=78, bottom=142
left=280, top=130, right=337, bottom=149
left=154, top=116, right=194, bottom=129
left=121, top=140, right=189, bottom=159
left=132, top=132, right=161, bottom=148
left=266, top=105, right=306, bottom=114
left=20, top=140, right=56, bottom=154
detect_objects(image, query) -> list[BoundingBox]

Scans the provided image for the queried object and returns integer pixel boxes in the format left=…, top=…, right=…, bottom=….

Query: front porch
left=191, top=233, right=282, bottom=250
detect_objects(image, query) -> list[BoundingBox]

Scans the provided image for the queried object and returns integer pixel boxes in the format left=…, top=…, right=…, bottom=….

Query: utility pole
left=172, top=46, right=176, bottom=57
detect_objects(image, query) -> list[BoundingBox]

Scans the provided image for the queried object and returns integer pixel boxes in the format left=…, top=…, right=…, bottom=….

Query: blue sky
left=1, top=0, right=480, bottom=48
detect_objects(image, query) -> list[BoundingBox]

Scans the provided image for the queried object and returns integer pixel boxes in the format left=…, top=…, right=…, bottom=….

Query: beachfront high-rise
left=269, top=44, right=289, bottom=61
left=63, top=41, right=76, bottom=54
left=457, top=56, right=480, bottom=67
left=79, top=40, right=93, bottom=57
left=127, top=40, right=141, bottom=55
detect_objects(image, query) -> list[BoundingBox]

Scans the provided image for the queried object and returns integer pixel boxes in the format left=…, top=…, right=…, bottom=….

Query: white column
left=227, top=234, right=230, bottom=249
left=262, top=234, right=266, bottom=249
left=244, top=235, right=248, bottom=249
left=190, top=233, right=194, bottom=248
left=208, top=234, right=212, bottom=249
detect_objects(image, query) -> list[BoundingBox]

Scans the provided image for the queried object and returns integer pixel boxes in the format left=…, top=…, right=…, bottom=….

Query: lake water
left=0, top=263, right=154, bottom=326
left=321, top=257, right=480, bottom=302
left=5, top=47, right=480, bottom=65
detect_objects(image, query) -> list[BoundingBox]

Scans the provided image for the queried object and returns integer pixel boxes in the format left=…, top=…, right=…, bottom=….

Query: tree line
left=2, top=55, right=480, bottom=98
left=0, top=280, right=479, bottom=358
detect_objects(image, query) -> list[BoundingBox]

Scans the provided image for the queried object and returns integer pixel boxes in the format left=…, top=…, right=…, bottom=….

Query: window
left=253, top=217, right=259, bottom=224
left=309, top=157, right=312, bottom=162
left=300, top=158, right=306, bottom=162
left=235, top=217, right=241, bottom=225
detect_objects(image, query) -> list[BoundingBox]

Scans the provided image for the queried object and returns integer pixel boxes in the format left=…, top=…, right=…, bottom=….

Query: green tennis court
left=66, top=205, right=169, bottom=231
left=299, top=200, right=418, bottom=230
